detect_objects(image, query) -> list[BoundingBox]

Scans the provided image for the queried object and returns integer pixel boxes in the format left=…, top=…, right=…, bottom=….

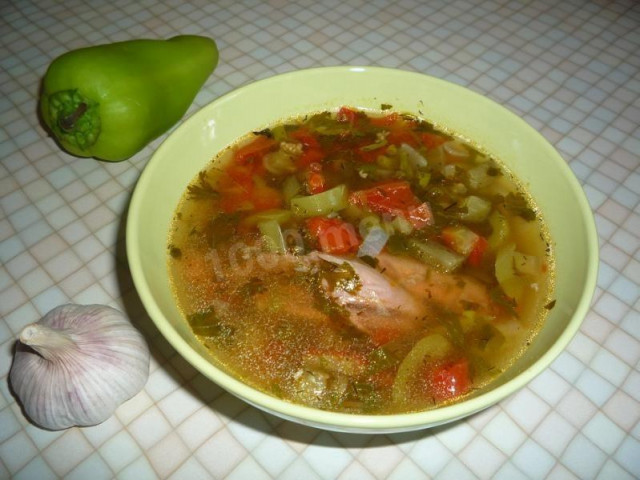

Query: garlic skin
left=10, top=304, right=150, bottom=430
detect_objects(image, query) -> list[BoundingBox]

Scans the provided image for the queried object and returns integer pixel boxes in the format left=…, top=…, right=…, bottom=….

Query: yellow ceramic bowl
left=127, top=66, right=598, bottom=433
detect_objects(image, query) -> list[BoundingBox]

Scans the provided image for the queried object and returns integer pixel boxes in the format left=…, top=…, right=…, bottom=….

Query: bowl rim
left=127, top=65, right=599, bottom=433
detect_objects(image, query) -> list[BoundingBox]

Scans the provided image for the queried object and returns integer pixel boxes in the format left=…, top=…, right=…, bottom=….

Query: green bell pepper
left=39, top=35, right=218, bottom=161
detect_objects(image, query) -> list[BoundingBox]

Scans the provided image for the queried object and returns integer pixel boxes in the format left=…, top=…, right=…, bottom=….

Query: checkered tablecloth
left=1, top=1, right=639, bottom=478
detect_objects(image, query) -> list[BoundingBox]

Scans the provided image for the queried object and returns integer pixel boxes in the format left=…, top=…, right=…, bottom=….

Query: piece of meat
left=375, top=252, right=492, bottom=314
left=312, top=250, right=499, bottom=344
left=312, top=252, right=424, bottom=344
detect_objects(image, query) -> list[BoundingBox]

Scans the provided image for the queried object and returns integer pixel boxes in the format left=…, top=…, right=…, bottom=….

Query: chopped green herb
left=474, top=323, right=505, bottom=351
left=367, top=347, right=398, bottom=373
left=188, top=308, right=236, bottom=345
left=490, top=287, right=518, bottom=316
left=359, top=255, right=379, bottom=268
left=437, top=312, right=465, bottom=347
left=239, top=277, right=267, bottom=297
left=498, top=192, right=537, bottom=221
left=203, top=213, right=239, bottom=246
left=253, top=128, right=273, bottom=138
left=360, top=139, right=388, bottom=151
left=187, top=171, right=219, bottom=200
left=322, top=261, right=361, bottom=294
left=187, top=308, right=215, bottom=328
left=305, top=112, right=351, bottom=136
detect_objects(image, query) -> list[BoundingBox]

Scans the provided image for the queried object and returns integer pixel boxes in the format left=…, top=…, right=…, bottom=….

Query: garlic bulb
left=10, top=304, right=150, bottom=430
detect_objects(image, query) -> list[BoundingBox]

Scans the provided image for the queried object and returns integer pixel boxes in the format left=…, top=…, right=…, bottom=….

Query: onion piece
left=399, top=143, right=428, bottom=168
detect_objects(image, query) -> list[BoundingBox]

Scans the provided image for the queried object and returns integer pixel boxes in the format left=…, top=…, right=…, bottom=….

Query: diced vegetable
left=258, top=219, right=286, bottom=253
left=459, top=311, right=505, bottom=351
left=289, top=128, right=321, bottom=150
left=443, top=140, right=470, bottom=161
left=357, top=163, right=393, bottom=181
left=251, top=177, right=284, bottom=211
left=336, top=106, right=359, bottom=124
left=291, top=184, right=349, bottom=217
left=407, top=238, right=465, bottom=272
left=369, top=111, right=399, bottom=127
left=385, top=215, right=413, bottom=235
left=399, top=143, right=428, bottom=168
left=467, top=235, right=489, bottom=267
left=499, top=192, right=537, bottom=221
left=358, top=215, right=383, bottom=236
left=357, top=144, right=388, bottom=163
left=495, top=243, right=529, bottom=300
left=282, top=175, right=301, bottom=205
left=441, top=226, right=488, bottom=267
left=458, top=195, right=492, bottom=223
left=376, top=153, right=399, bottom=170
left=367, top=347, right=398, bottom=374
left=357, top=225, right=389, bottom=257
left=392, top=334, right=452, bottom=405
left=360, top=137, right=388, bottom=151
left=442, top=164, right=457, bottom=179
left=307, top=171, right=325, bottom=194
left=437, top=313, right=465, bottom=347
left=297, top=148, right=325, bottom=168
left=429, top=358, right=470, bottom=401
left=387, top=130, right=418, bottom=147
left=421, top=132, right=447, bottom=150
left=459, top=310, right=478, bottom=333
left=263, top=150, right=296, bottom=175
left=235, top=135, right=277, bottom=164
left=349, top=180, right=433, bottom=229
left=306, top=217, right=360, bottom=254
left=243, top=209, right=292, bottom=226
left=340, top=203, right=370, bottom=223
left=441, top=226, right=480, bottom=256
left=426, top=145, right=445, bottom=165
left=513, top=251, right=541, bottom=276
left=305, top=112, right=350, bottom=136
left=300, top=350, right=369, bottom=377
left=467, top=163, right=492, bottom=190
left=270, top=125, right=288, bottom=142
left=478, top=323, right=505, bottom=352
left=417, top=171, right=431, bottom=188
left=218, top=166, right=283, bottom=213
left=487, top=210, right=510, bottom=249
left=292, top=361, right=346, bottom=407
left=451, top=183, right=468, bottom=196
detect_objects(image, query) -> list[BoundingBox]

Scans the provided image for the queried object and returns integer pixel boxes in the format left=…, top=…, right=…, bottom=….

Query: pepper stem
left=19, top=323, right=76, bottom=362
left=46, top=89, right=101, bottom=150
left=58, top=102, right=88, bottom=131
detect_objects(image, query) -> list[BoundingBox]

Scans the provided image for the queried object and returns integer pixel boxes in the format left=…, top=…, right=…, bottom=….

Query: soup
left=167, top=106, right=554, bottom=414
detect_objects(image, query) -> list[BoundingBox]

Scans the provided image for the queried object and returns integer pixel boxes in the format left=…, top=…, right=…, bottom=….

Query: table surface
left=1, top=0, right=639, bottom=479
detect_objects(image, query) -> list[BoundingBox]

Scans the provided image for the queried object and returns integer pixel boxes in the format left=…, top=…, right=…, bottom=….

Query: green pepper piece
left=39, top=35, right=218, bottom=161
